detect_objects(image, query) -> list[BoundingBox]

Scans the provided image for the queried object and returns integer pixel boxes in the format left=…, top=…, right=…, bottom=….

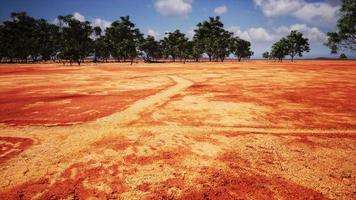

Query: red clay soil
left=0, top=88, right=165, bottom=126
left=0, top=137, right=34, bottom=163
left=0, top=61, right=355, bottom=199
left=0, top=65, right=79, bottom=75
left=175, top=167, right=328, bottom=200
left=274, top=132, right=356, bottom=150
left=0, top=160, right=126, bottom=200
left=0, top=64, right=174, bottom=126
left=142, top=152, right=328, bottom=200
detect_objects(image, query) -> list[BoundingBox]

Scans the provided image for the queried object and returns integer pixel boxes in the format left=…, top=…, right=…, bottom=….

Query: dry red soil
left=0, top=61, right=355, bottom=199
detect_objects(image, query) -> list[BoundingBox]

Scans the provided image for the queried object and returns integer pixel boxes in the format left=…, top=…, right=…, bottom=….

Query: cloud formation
left=73, top=12, right=86, bottom=22
left=253, top=0, right=340, bottom=24
left=147, top=29, right=161, bottom=39
left=214, top=5, right=227, bottom=15
left=228, top=23, right=327, bottom=57
left=56, top=12, right=112, bottom=32
left=155, top=0, right=193, bottom=17
left=228, top=23, right=325, bottom=43
left=92, top=18, right=111, bottom=31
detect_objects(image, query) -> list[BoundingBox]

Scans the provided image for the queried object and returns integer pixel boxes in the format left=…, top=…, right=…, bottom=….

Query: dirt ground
left=0, top=60, right=355, bottom=200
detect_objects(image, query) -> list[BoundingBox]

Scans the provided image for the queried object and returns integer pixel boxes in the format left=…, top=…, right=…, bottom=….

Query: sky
left=0, top=0, right=354, bottom=58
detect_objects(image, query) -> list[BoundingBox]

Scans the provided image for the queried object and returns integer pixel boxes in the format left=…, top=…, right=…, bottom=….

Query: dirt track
left=0, top=61, right=355, bottom=199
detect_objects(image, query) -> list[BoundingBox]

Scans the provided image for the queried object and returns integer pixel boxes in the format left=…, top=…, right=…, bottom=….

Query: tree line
left=0, top=13, right=254, bottom=65
left=1, top=0, right=353, bottom=65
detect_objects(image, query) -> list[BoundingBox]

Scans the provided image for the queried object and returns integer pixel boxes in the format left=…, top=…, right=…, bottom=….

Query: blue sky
left=0, top=0, right=354, bottom=58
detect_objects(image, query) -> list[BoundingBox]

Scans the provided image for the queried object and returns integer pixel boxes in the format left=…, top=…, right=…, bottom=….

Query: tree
left=191, top=38, right=204, bottom=62
left=325, top=0, right=356, bottom=53
left=271, top=38, right=289, bottom=62
left=262, top=51, right=270, bottom=59
left=106, top=16, right=143, bottom=64
left=340, top=53, right=347, bottom=59
left=194, top=16, right=225, bottom=62
left=213, top=30, right=233, bottom=62
left=285, top=30, right=310, bottom=61
left=0, top=12, right=38, bottom=62
left=0, top=25, right=4, bottom=62
left=94, top=38, right=110, bottom=63
left=140, top=35, right=162, bottom=62
left=57, top=15, right=93, bottom=65
left=230, top=37, right=253, bottom=62
left=93, top=26, right=102, bottom=63
left=161, top=30, right=188, bottom=62
left=91, top=26, right=111, bottom=62
left=36, top=19, right=60, bottom=62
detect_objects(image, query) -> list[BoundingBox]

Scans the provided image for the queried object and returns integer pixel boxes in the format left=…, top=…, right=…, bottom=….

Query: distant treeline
left=0, top=13, right=255, bottom=65
left=0, top=0, right=354, bottom=65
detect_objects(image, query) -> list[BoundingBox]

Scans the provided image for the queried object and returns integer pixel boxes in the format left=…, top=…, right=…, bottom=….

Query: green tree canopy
left=92, top=26, right=110, bottom=62
left=262, top=51, right=270, bottom=59
left=140, top=35, right=162, bottom=62
left=325, top=0, right=356, bottom=53
left=285, top=30, right=310, bottom=61
left=106, top=16, right=143, bottom=63
left=161, top=30, right=188, bottom=62
left=36, top=19, right=60, bottom=61
left=339, top=53, right=347, bottom=59
left=230, top=37, right=253, bottom=62
left=194, top=16, right=225, bottom=61
left=213, top=30, right=233, bottom=62
left=57, top=15, right=93, bottom=65
left=271, top=38, right=289, bottom=61
left=1, top=12, right=38, bottom=62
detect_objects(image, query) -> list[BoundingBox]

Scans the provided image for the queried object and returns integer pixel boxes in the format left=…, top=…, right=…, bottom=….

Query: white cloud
left=54, top=12, right=111, bottom=33
left=186, top=29, right=195, bottom=39
left=274, top=24, right=326, bottom=41
left=228, top=23, right=327, bottom=58
left=254, top=0, right=303, bottom=17
left=52, top=12, right=86, bottom=26
left=147, top=29, right=161, bottom=39
left=214, top=5, right=227, bottom=15
left=228, top=26, right=274, bottom=42
left=52, top=18, right=60, bottom=25
left=292, top=2, right=339, bottom=23
left=92, top=18, right=111, bottom=32
left=227, top=26, right=251, bottom=41
left=228, top=23, right=325, bottom=43
left=253, top=0, right=340, bottom=24
left=155, top=0, right=193, bottom=17
left=247, top=27, right=274, bottom=42
left=73, top=12, right=86, bottom=22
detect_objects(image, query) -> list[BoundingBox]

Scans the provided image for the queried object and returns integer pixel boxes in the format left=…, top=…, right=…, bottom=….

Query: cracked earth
left=0, top=61, right=355, bottom=199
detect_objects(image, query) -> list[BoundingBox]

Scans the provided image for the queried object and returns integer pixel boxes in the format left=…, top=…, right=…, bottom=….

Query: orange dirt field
left=0, top=61, right=355, bottom=199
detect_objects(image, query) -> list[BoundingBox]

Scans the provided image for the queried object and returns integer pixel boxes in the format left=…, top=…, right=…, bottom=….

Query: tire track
left=95, top=75, right=193, bottom=126
left=0, top=75, right=194, bottom=189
